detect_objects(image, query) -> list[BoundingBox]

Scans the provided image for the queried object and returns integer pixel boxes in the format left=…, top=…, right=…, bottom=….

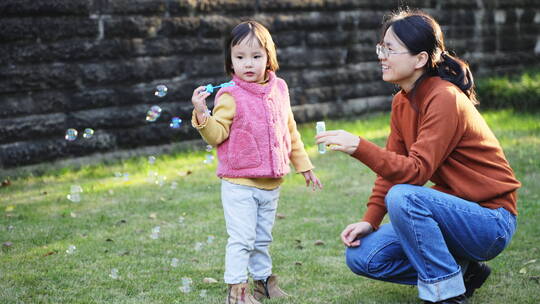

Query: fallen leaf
left=43, top=250, right=58, bottom=257
left=178, top=170, right=193, bottom=177
left=106, top=238, right=114, bottom=242
left=2, top=241, right=13, bottom=248
left=42, top=191, right=48, bottom=195
left=115, top=219, right=127, bottom=225
left=519, top=267, right=527, bottom=274
left=1, top=179, right=11, bottom=187
left=203, top=277, right=218, bottom=284
left=523, top=259, right=537, bottom=266
left=149, top=213, right=157, bottom=219
left=314, top=240, right=325, bottom=246
left=70, top=212, right=77, bottom=218
left=276, top=213, right=286, bottom=219
left=295, top=261, right=303, bottom=266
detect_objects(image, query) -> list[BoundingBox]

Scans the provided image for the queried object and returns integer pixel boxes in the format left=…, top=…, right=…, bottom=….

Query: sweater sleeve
left=353, top=88, right=463, bottom=186
left=357, top=108, right=408, bottom=229
left=288, top=108, right=314, bottom=173
left=191, top=93, right=235, bottom=146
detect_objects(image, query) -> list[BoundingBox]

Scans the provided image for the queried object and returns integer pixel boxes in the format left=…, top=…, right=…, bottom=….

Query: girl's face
left=379, top=26, right=425, bottom=92
left=230, top=36, right=268, bottom=83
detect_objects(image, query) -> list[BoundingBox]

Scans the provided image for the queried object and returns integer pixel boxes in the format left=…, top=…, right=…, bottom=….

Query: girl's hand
left=301, top=170, right=323, bottom=191
left=340, top=221, right=374, bottom=247
left=191, top=86, right=211, bottom=114
left=315, top=130, right=360, bottom=155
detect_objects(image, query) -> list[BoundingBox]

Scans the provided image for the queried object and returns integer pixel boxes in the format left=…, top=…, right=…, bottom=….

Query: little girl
left=191, top=21, right=322, bottom=304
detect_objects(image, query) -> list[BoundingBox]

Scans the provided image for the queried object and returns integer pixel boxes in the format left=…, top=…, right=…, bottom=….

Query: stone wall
left=1, top=0, right=539, bottom=170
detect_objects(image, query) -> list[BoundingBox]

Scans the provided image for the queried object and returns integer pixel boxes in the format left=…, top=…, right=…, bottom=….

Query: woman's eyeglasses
left=376, top=44, right=410, bottom=58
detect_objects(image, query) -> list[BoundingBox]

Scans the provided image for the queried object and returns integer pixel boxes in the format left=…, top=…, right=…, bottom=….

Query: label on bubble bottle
left=316, top=121, right=326, bottom=154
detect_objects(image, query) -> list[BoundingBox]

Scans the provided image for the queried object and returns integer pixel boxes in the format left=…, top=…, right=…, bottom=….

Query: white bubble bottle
left=316, top=121, right=326, bottom=154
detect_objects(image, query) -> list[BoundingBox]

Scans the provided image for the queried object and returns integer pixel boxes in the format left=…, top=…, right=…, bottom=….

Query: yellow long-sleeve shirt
left=192, top=93, right=314, bottom=190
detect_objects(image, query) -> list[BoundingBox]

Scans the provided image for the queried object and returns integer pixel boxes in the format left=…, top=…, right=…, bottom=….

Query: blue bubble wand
left=204, top=80, right=235, bottom=94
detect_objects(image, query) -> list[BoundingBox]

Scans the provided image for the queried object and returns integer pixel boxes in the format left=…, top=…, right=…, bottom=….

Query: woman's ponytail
left=437, top=52, right=478, bottom=105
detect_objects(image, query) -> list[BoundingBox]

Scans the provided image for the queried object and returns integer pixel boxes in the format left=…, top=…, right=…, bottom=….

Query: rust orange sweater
left=352, top=76, right=520, bottom=229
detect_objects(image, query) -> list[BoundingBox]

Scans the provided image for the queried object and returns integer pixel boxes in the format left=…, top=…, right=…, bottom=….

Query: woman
left=316, top=10, right=520, bottom=304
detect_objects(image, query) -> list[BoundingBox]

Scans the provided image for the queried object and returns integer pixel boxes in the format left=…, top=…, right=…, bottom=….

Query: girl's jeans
left=346, top=184, right=517, bottom=302
left=221, top=180, right=280, bottom=284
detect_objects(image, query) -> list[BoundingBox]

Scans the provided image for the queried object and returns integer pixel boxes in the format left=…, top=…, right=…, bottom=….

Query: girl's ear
left=415, top=51, right=429, bottom=69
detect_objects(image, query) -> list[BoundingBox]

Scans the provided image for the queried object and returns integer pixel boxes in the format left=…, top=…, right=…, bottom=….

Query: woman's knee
left=386, top=184, right=425, bottom=216
left=345, top=246, right=370, bottom=276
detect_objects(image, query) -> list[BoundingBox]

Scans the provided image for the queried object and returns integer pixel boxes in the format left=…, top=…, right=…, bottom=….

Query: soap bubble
left=205, top=145, right=213, bottom=152
left=154, top=85, right=168, bottom=98
left=109, top=268, right=119, bottom=279
left=207, top=235, right=215, bottom=244
left=67, top=185, right=83, bottom=203
left=146, top=105, right=162, bottom=122
left=82, top=128, right=94, bottom=139
left=67, top=193, right=81, bottom=203
left=66, top=245, right=76, bottom=254
left=169, top=117, right=182, bottom=129
left=180, top=277, right=192, bottom=293
left=146, top=111, right=159, bottom=122
left=150, top=226, right=160, bottom=239
left=65, top=128, right=78, bottom=141
left=83, top=128, right=94, bottom=139
left=150, top=105, right=162, bottom=114
left=148, top=156, right=156, bottom=165
left=171, top=258, right=179, bottom=267
left=156, top=175, right=167, bottom=187
left=70, top=185, right=83, bottom=193
left=203, top=154, right=214, bottom=164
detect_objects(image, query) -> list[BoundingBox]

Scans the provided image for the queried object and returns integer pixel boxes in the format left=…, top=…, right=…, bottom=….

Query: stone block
left=0, top=17, right=98, bottom=42
left=0, top=0, right=91, bottom=16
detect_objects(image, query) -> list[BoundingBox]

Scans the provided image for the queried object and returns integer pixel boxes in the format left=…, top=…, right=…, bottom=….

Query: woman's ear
left=415, top=51, right=429, bottom=69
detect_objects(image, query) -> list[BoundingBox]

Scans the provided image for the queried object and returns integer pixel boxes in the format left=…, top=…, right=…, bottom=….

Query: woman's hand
left=301, top=170, right=323, bottom=191
left=315, top=130, right=360, bottom=155
left=340, top=221, right=374, bottom=247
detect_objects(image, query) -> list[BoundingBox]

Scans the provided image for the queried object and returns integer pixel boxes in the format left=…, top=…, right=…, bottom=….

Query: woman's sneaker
left=464, top=261, right=491, bottom=298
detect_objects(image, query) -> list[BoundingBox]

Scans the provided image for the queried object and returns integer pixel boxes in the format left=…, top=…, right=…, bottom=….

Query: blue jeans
left=345, top=184, right=516, bottom=302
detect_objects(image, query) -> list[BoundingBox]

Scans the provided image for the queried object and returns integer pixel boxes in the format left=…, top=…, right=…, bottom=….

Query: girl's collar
left=232, top=70, right=276, bottom=95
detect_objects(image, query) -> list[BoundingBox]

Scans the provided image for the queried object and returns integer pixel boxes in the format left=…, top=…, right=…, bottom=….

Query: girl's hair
left=382, top=10, right=478, bottom=105
left=224, top=20, right=279, bottom=76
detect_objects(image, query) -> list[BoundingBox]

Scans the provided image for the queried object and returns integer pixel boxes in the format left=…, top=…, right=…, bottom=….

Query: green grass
left=1, top=110, right=539, bottom=304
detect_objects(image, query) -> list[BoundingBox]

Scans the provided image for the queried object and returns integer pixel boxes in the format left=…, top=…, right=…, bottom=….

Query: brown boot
left=253, top=275, right=289, bottom=300
left=226, top=282, right=262, bottom=304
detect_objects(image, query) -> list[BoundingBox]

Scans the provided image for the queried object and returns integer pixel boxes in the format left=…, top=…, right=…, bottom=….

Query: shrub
left=475, top=69, right=540, bottom=112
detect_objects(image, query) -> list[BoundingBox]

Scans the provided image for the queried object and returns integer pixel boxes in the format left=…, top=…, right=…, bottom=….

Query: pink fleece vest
left=215, top=71, right=292, bottom=178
